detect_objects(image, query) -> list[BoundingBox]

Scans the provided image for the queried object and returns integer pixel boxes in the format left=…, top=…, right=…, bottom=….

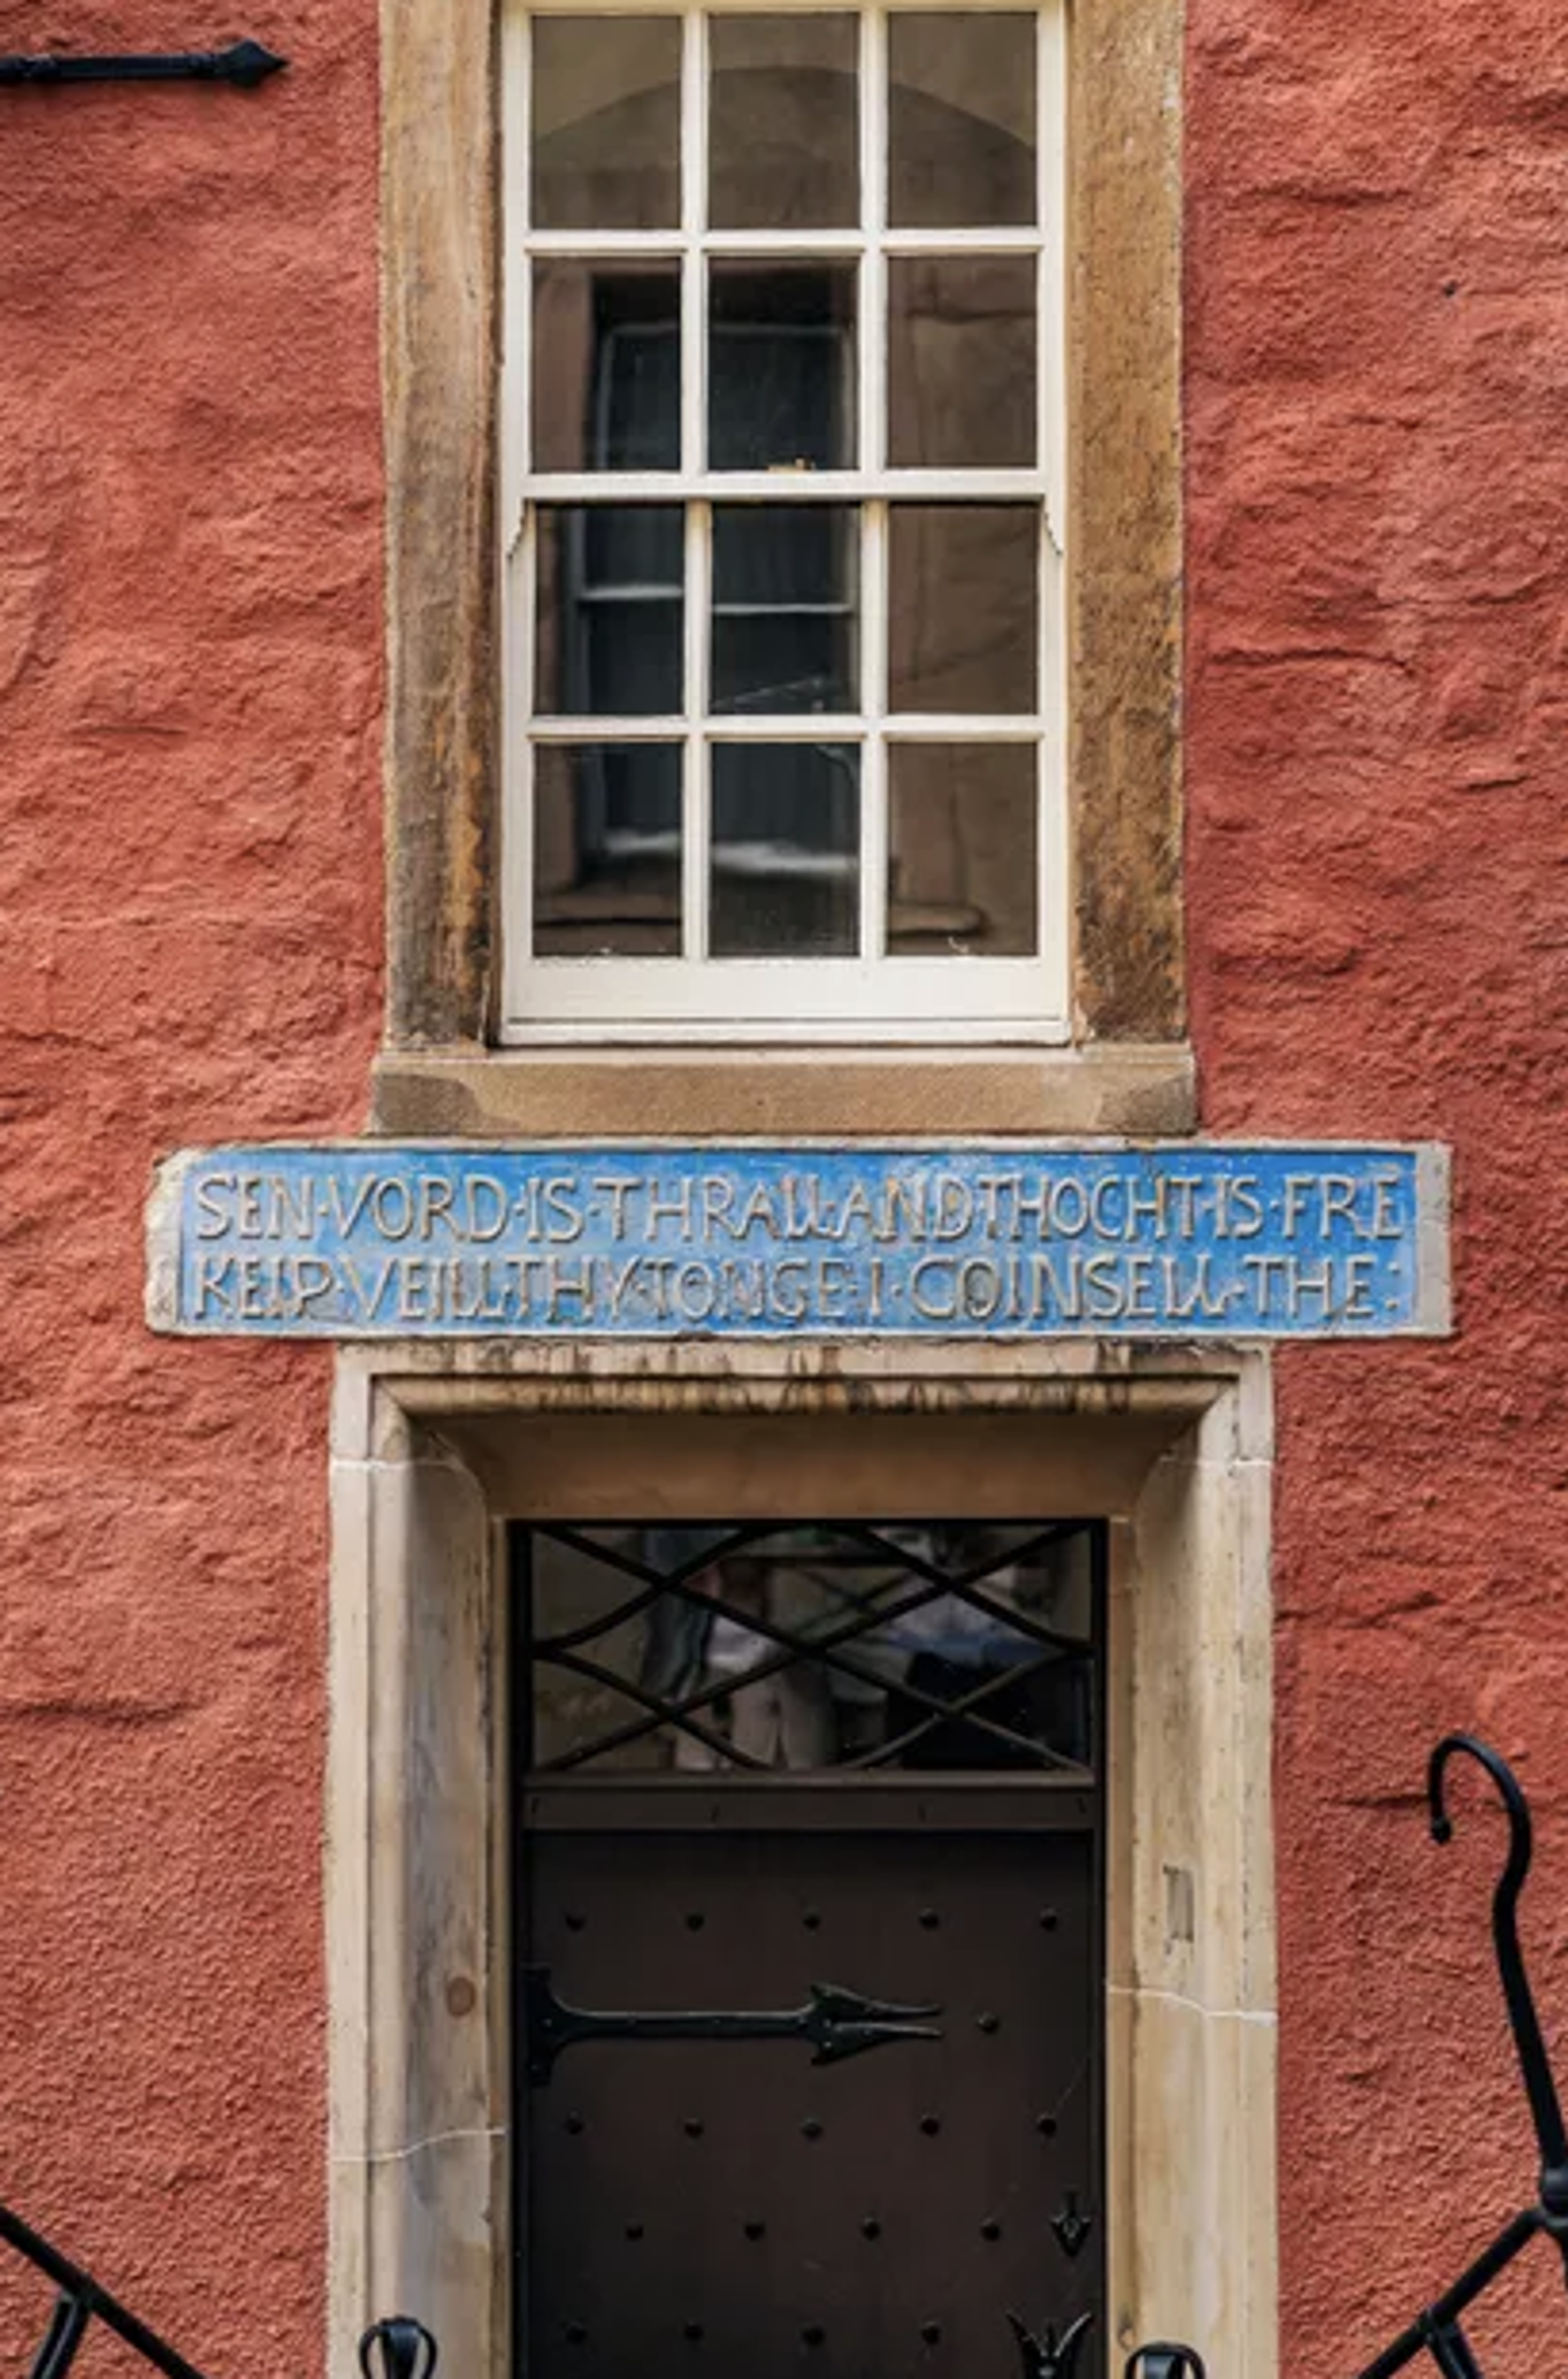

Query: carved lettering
left=166, top=1147, right=1439, bottom=1339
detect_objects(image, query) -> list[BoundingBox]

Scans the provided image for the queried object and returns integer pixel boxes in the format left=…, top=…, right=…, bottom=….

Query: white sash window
left=501, top=4, right=1067, bottom=1040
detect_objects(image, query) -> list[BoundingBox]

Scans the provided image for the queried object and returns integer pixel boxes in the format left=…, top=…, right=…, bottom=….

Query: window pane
left=536, top=507, right=684, bottom=717
left=534, top=744, right=683, bottom=956
left=887, top=256, right=1035, bottom=468
left=531, top=17, right=680, bottom=230
left=524, top=1521, right=1096, bottom=1774
left=709, top=15, right=858, bottom=229
left=888, top=506, right=1036, bottom=713
left=712, top=506, right=858, bottom=715
left=887, top=743, right=1036, bottom=954
left=709, top=264, right=858, bottom=470
left=889, top=15, right=1036, bottom=228
left=532, top=261, right=680, bottom=474
left=711, top=744, right=860, bottom=955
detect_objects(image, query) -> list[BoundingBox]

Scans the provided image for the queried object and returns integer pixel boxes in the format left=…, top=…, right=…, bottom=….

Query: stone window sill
left=368, top=1041, right=1196, bottom=1139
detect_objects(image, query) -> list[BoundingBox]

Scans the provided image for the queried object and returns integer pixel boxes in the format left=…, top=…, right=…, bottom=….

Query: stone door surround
left=327, top=1340, right=1276, bottom=2377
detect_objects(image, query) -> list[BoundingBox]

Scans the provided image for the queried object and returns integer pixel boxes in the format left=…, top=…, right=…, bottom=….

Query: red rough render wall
left=5, top=0, right=1568, bottom=2365
left=1187, top=0, right=1568, bottom=2364
left=0, top=2, right=381, bottom=2369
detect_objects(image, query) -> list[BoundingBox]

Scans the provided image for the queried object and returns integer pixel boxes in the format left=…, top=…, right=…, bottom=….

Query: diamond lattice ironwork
left=517, top=1519, right=1099, bottom=1776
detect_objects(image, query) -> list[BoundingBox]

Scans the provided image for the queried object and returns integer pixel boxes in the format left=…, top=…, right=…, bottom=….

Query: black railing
left=1349, top=1734, right=1568, bottom=2378
left=0, top=2176, right=434, bottom=2379
left=0, top=1731, right=1557, bottom=2378
left=1129, top=1732, right=1568, bottom=2378
left=0, top=2194, right=212, bottom=2379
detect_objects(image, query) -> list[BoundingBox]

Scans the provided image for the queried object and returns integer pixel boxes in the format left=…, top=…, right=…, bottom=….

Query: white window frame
left=500, top=0, right=1069, bottom=1045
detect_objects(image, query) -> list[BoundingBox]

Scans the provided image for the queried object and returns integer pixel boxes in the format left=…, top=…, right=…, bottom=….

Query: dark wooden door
left=512, top=1521, right=1104, bottom=2379
left=519, top=1791, right=1099, bottom=2379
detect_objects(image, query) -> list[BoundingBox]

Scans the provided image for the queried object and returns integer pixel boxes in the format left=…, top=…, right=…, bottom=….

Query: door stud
left=1051, top=2192, right=1093, bottom=2259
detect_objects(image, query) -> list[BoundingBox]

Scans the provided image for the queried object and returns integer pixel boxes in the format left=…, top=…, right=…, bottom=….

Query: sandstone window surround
left=378, top=0, right=1187, bottom=1134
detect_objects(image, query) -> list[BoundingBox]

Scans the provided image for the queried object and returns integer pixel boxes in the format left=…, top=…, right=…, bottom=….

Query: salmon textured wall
left=1187, top=0, right=1568, bottom=2364
left=0, top=2, right=381, bottom=2368
left=7, top=0, right=1568, bottom=2369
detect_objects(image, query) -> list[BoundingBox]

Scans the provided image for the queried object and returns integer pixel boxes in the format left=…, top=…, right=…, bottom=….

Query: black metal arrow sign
left=0, top=41, right=285, bottom=89
left=524, top=1965, right=942, bottom=2084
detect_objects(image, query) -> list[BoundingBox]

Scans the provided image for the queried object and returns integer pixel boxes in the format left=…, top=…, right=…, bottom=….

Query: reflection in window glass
left=536, top=506, right=684, bottom=716
left=523, top=1521, right=1098, bottom=1775
left=532, top=261, right=681, bottom=474
left=887, top=743, right=1036, bottom=955
left=710, top=744, right=860, bottom=955
left=513, top=11, right=1062, bottom=1013
left=889, top=14, right=1036, bottom=228
left=710, top=15, right=858, bottom=229
left=888, top=507, right=1037, bottom=714
left=531, top=17, right=681, bottom=230
left=533, top=744, right=684, bottom=956
left=712, top=507, right=858, bottom=715
left=887, top=255, right=1036, bottom=468
left=709, top=264, right=858, bottom=470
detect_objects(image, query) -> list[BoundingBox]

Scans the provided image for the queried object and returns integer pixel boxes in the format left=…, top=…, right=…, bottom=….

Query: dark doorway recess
left=510, top=1519, right=1106, bottom=2379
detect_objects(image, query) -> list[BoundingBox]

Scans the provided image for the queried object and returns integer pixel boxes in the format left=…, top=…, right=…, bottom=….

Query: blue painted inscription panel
left=147, top=1143, right=1450, bottom=1339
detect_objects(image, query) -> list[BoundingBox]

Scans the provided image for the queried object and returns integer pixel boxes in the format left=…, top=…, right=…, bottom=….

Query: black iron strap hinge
left=525, top=1965, right=942, bottom=2084
left=0, top=41, right=285, bottom=89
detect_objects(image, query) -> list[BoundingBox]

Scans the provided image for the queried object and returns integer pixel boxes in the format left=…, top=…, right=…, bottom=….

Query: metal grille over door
left=522, top=1521, right=1097, bottom=1775
left=513, top=1520, right=1103, bottom=2379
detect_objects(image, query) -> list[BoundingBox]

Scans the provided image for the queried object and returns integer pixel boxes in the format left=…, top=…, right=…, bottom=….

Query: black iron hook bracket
left=0, top=41, right=285, bottom=89
left=1128, top=1733, right=1568, bottom=2379
left=1428, top=1735, right=1568, bottom=2215
left=1349, top=1732, right=1568, bottom=2377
